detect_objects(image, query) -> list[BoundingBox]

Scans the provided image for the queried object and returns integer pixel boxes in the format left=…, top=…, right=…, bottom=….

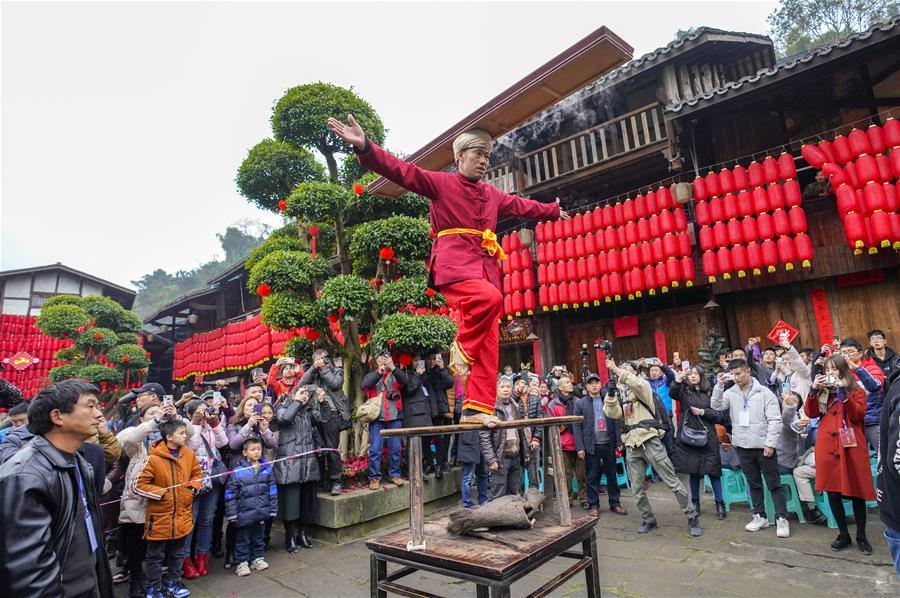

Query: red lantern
left=657, top=186, right=673, bottom=210
left=863, top=182, right=887, bottom=213
left=628, top=244, right=641, bottom=269
left=794, top=233, right=813, bottom=268
left=844, top=160, right=861, bottom=189
left=842, top=212, right=866, bottom=253
left=885, top=183, right=898, bottom=212
left=547, top=262, right=559, bottom=285
left=665, top=258, right=681, bottom=287
left=583, top=210, right=595, bottom=232
left=509, top=250, right=521, bottom=271
left=772, top=209, right=790, bottom=237
left=510, top=271, right=523, bottom=292
left=737, top=189, right=753, bottom=217
left=719, top=168, right=735, bottom=195
left=731, top=244, right=748, bottom=277
left=856, top=154, right=879, bottom=184
left=563, top=218, right=574, bottom=238
left=835, top=184, right=859, bottom=215
left=709, top=196, right=724, bottom=223
left=566, top=259, right=578, bottom=282
left=801, top=144, right=827, bottom=169
left=747, top=241, right=763, bottom=276
left=784, top=179, right=802, bottom=208
left=705, top=171, right=721, bottom=198
left=677, top=232, right=691, bottom=256
left=612, top=203, right=624, bottom=227
left=536, top=243, right=547, bottom=264
left=609, top=272, right=623, bottom=301
left=892, top=213, right=900, bottom=250
left=607, top=248, right=621, bottom=273
left=767, top=184, right=785, bottom=212
left=777, top=236, right=796, bottom=270
left=680, top=256, right=695, bottom=286
left=588, top=278, right=600, bottom=303
left=535, top=222, right=545, bottom=243
left=637, top=218, right=650, bottom=242
left=644, top=265, right=657, bottom=293
left=548, top=284, right=560, bottom=309
left=655, top=261, right=668, bottom=291
left=891, top=149, right=900, bottom=178
left=778, top=152, right=796, bottom=180
left=645, top=190, right=658, bottom=214
left=884, top=118, right=900, bottom=147
left=572, top=213, right=584, bottom=237
left=757, top=212, right=774, bottom=239
left=598, top=251, right=609, bottom=274
left=587, top=254, right=599, bottom=277
left=621, top=199, right=635, bottom=223
left=722, top=194, right=737, bottom=221
left=502, top=276, right=512, bottom=294
left=602, top=228, right=616, bottom=251
left=877, top=155, right=892, bottom=183
left=651, top=238, right=664, bottom=263
left=712, top=221, right=728, bottom=247
left=698, top=226, right=716, bottom=251
left=695, top=200, right=710, bottom=226
left=871, top=210, right=892, bottom=248
left=537, top=264, right=547, bottom=285
left=748, top=161, right=764, bottom=188
left=305, top=329, right=320, bottom=342
left=624, top=221, right=637, bottom=246
left=761, top=239, right=778, bottom=273
left=848, top=128, right=873, bottom=157
left=256, top=283, right=272, bottom=297
left=523, top=289, right=536, bottom=314
left=692, top=176, right=707, bottom=202
left=867, top=125, right=886, bottom=154
left=662, top=233, right=677, bottom=259
left=616, top=226, right=627, bottom=248
left=762, top=156, right=779, bottom=184
left=702, top=251, right=717, bottom=283
left=600, top=205, right=613, bottom=228
left=630, top=268, right=644, bottom=298
left=640, top=241, right=653, bottom=266
left=788, top=207, right=807, bottom=234
left=553, top=219, right=564, bottom=240
left=648, top=214, right=660, bottom=238
left=633, top=194, right=647, bottom=220
left=576, top=258, right=587, bottom=280
left=585, top=232, right=597, bottom=254
left=575, top=235, right=586, bottom=258
left=733, top=164, right=749, bottom=191
left=819, top=140, right=836, bottom=163
left=716, top=247, right=733, bottom=279
left=727, top=219, right=743, bottom=246
left=673, top=208, right=687, bottom=232
left=659, top=210, right=674, bottom=234
left=511, top=291, right=524, bottom=315
left=537, top=285, right=548, bottom=309
left=752, top=187, right=768, bottom=214
left=832, top=135, right=852, bottom=164
left=564, top=238, right=576, bottom=260
left=558, top=282, right=570, bottom=307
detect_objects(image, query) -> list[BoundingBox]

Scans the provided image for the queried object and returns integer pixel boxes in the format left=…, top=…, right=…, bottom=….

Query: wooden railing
left=484, top=103, right=666, bottom=193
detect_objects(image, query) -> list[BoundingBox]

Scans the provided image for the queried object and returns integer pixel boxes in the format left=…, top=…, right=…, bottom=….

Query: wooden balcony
left=484, top=102, right=666, bottom=194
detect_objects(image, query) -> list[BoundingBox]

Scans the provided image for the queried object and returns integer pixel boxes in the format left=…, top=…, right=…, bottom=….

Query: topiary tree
left=236, top=83, right=455, bottom=454
left=36, top=295, right=149, bottom=407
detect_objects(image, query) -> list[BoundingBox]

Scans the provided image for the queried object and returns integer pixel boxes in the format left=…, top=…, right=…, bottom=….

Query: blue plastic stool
left=813, top=483, right=856, bottom=530
left=615, top=456, right=630, bottom=488
left=719, top=468, right=751, bottom=511
left=523, top=466, right=544, bottom=493
left=762, top=474, right=805, bottom=523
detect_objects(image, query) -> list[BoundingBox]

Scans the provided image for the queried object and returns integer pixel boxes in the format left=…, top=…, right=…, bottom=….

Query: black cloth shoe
left=224, top=550, right=234, bottom=569
left=831, top=534, right=852, bottom=551
left=330, top=482, right=342, bottom=496
left=637, top=520, right=658, bottom=534
left=857, top=536, right=873, bottom=555
left=804, top=507, right=827, bottom=526
left=689, top=516, right=703, bottom=537
left=715, top=501, right=727, bottom=520
left=128, top=577, right=144, bottom=598
left=298, top=526, right=314, bottom=549
left=284, top=521, right=298, bottom=554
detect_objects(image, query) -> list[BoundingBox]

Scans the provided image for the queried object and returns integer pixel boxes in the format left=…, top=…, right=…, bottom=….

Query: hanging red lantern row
left=173, top=313, right=277, bottom=380
left=499, top=230, right=535, bottom=318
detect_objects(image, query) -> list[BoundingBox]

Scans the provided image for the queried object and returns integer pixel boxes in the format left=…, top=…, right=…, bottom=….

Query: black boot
left=298, top=526, right=314, bottom=549
left=128, top=575, right=144, bottom=598
left=804, top=506, right=827, bottom=525
left=284, top=520, right=298, bottom=554
left=715, top=501, right=727, bottom=520
left=692, top=500, right=701, bottom=516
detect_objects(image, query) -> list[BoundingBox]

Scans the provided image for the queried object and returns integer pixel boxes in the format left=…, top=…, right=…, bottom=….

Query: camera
left=594, top=339, right=612, bottom=354
left=825, top=374, right=837, bottom=387
left=579, top=344, right=590, bottom=358
left=205, top=407, right=216, bottom=416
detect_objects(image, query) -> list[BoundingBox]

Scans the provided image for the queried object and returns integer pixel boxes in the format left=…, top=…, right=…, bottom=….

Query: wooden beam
left=379, top=415, right=583, bottom=438
left=547, top=424, right=572, bottom=526
left=407, top=436, right=425, bottom=551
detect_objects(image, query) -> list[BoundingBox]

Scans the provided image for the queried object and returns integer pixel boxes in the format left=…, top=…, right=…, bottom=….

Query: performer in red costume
left=328, top=115, right=568, bottom=426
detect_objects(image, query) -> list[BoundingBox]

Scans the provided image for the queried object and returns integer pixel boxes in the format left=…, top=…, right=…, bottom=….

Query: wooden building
left=0, top=262, right=135, bottom=315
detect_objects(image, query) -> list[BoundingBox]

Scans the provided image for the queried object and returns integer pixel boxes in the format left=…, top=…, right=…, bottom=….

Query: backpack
left=619, top=390, right=675, bottom=456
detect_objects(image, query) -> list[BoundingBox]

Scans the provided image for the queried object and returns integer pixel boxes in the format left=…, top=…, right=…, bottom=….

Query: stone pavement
left=115, top=481, right=900, bottom=597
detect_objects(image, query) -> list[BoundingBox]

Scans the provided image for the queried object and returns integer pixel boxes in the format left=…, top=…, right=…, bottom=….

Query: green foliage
left=235, top=139, right=325, bottom=212
left=370, top=313, right=457, bottom=355
left=116, top=332, right=141, bottom=345
left=271, top=82, right=385, bottom=157
left=245, top=235, right=308, bottom=270
left=79, top=364, right=124, bottom=386
left=54, top=347, right=82, bottom=362
left=285, top=336, right=315, bottom=363
left=698, top=331, right=729, bottom=375
left=376, top=277, right=445, bottom=315
left=350, top=216, right=432, bottom=277
left=340, top=152, right=367, bottom=186
left=48, top=364, right=83, bottom=382
left=247, top=250, right=333, bottom=294
left=344, top=186, right=430, bottom=226
left=81, top=295, right=142, bottom=332
left=36, top=304, right=90, bottom=338
left=106, top=344, right=151, bottom=369
left=767, top=0, right=898, bottom=56
left=261, top=293, right=324, bottom=331
left=394, top=258, right=428, bottom=279
left=74, top=327, right=119, bottom=352
left=285, top=181, right=353, bottom=222
left=43, top=294, right=82, bottom=309
left=318, top=275, right=373, bottom=319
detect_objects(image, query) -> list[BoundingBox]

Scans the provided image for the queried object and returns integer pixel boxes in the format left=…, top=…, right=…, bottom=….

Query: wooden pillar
left=407, top=436, right=426, bottom=550
left=546, top=424, right=572, bottom=526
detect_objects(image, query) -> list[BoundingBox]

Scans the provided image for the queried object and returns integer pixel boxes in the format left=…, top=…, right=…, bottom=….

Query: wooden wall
left=560, top=304, right=724, bottom=382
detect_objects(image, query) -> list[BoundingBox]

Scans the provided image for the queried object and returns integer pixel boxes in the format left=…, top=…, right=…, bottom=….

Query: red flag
left=767, top=320, right=799, bottom=345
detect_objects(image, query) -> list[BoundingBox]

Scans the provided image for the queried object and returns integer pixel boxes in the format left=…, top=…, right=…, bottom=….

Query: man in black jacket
left=424, top=353, right=454, bottom=478
left=878, top=368, right=900, bottom=575
left=299, top=349, right=351, bottom=495
left=0, top=379, right=113, bottom=598
left=574, top=373, right=628, bottom=518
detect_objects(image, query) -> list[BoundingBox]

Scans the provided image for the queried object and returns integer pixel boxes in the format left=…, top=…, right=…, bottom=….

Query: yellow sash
left=436, top=228, right=507, bottom=261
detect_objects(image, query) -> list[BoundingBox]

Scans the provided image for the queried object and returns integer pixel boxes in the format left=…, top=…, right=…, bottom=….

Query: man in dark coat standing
left=0, top=379, right=113, bottom=598
left=574, top=373, right=627, bottom=518
left=423, top=353, right=455, bottom=478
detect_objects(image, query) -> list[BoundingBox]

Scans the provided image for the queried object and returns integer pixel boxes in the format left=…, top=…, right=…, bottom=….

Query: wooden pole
left=546, top=424, right=572, bottom=526
left=407, top=436, right=426, bottom=551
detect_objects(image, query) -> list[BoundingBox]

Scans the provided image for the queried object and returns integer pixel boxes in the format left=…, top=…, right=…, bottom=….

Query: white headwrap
left=452, top=129, right=492, bottom=159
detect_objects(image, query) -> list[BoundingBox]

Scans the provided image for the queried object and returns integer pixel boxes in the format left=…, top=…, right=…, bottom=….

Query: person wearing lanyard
left=711, top=358, right=790, bottom=538
left=573, top=373, right=627, bottom=518
left=0, top=379, right=113, bottom=597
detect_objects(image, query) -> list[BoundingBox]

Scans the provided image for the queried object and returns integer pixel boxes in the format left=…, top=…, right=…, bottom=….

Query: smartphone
left=723, top=372, right=735, bottom=382
left=681, top=360, right=691, bottom=372
left=163, top=395, right=173, bottom=406
left=831, top=336, right=840, bottom=352
left=212, top=391, right=222, bottom=402
left=304, top=384, right=318, bottom=393
left=416, top=359, right=426, bottom=370
left=253, top=404, right=263, bottom=416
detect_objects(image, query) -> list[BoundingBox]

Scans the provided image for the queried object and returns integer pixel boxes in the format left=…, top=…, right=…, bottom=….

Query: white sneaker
left=776, top=517, right=790, bottom=538
left=250, top=558, right=269, bottom=571
left=236, top=561, right=251, bottom=577
left=744, top=513, right=770, bottom=532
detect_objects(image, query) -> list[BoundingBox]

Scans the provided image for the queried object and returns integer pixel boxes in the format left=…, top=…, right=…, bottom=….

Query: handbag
left=679, top=408, right=709, bottom=448
left=201, top=434, right=228, bottom=490
left=356, top=393, right=383, bottom=424
left=836, top=394, right=858, bottom=449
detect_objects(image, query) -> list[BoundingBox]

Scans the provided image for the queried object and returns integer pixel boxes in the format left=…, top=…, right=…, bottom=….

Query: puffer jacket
left=117, top=420, right=160, bottom=524
left=225, top=459, right=278, bottom=528
left=774, top=402, right=803, bottom=470
left=603, top=370, right=659, bottom=448
left=395, top=368, right=433, bottom=428
left=867, top=346, right=900, bottom=388
left=854, top=356, right=885, bottom=427
left=424, top=365, right=454, bottom=418
left=646, top=365, right=676, bottom=412
left=134, top=440, right=203, bottom=541
left=299, top=365, right=352, bottom=428
left=225, top=419, right=278, bottom=468
left=0, top=435, right=113, bottom=598
left=711, top=378, right=782, bottom=449
left=274, top=397, right=321, bottom=485
left=478, top=397, right=526, bottom=468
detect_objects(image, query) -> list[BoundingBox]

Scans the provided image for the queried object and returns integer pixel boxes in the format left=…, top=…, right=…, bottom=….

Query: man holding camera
left=362, top=354, right=405, bottom=490
left=603, top=358, right=699, bottom=536
left=423, top=353, right=455, bottom=478
left=712, top=359, right=789, bottom=538
left=299, top=349, right=351, bottom=495
left=267, top=357, right=302, bottom=401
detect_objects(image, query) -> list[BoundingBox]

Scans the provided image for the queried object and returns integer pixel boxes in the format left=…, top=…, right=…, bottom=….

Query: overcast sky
left=1, top=0, right=778, bottom=289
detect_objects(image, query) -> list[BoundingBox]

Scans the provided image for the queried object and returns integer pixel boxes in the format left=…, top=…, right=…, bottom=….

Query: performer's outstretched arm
left=328, top=114, right=440, bottom=199
left=495, top=189, right=569, bottom=222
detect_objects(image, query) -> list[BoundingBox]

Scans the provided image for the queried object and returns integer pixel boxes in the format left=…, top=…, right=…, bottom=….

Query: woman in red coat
left=805, top=354, right=876, bottom=554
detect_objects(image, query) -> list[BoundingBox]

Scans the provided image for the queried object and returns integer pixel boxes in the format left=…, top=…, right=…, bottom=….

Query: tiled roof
left=665, top=16, right=900, bottom=114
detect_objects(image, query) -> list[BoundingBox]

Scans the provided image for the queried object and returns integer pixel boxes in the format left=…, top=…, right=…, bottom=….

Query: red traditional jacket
left=356, top=141, right=561, bottom=289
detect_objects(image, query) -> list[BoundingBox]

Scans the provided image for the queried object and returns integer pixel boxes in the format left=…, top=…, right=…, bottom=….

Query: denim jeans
left=689, top=473, right=723, bottom=503
left=885, top=526, right=900, bottom=576
left=585, top=443, right=620, bottom=509
left=234, top=521, right=266, bottom=564
left=461, top=461, right=489, bottom=507
left=185, top=486, right=219, bottom=555
left=369, top=419, right=402, bottom=479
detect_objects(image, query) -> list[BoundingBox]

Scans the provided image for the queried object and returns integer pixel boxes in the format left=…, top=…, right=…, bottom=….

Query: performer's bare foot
left=460, top=411, right=501, bottom=428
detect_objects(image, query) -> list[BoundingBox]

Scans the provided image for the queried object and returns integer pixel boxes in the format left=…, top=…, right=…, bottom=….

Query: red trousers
left=438, top=278, right=502, bottom=415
